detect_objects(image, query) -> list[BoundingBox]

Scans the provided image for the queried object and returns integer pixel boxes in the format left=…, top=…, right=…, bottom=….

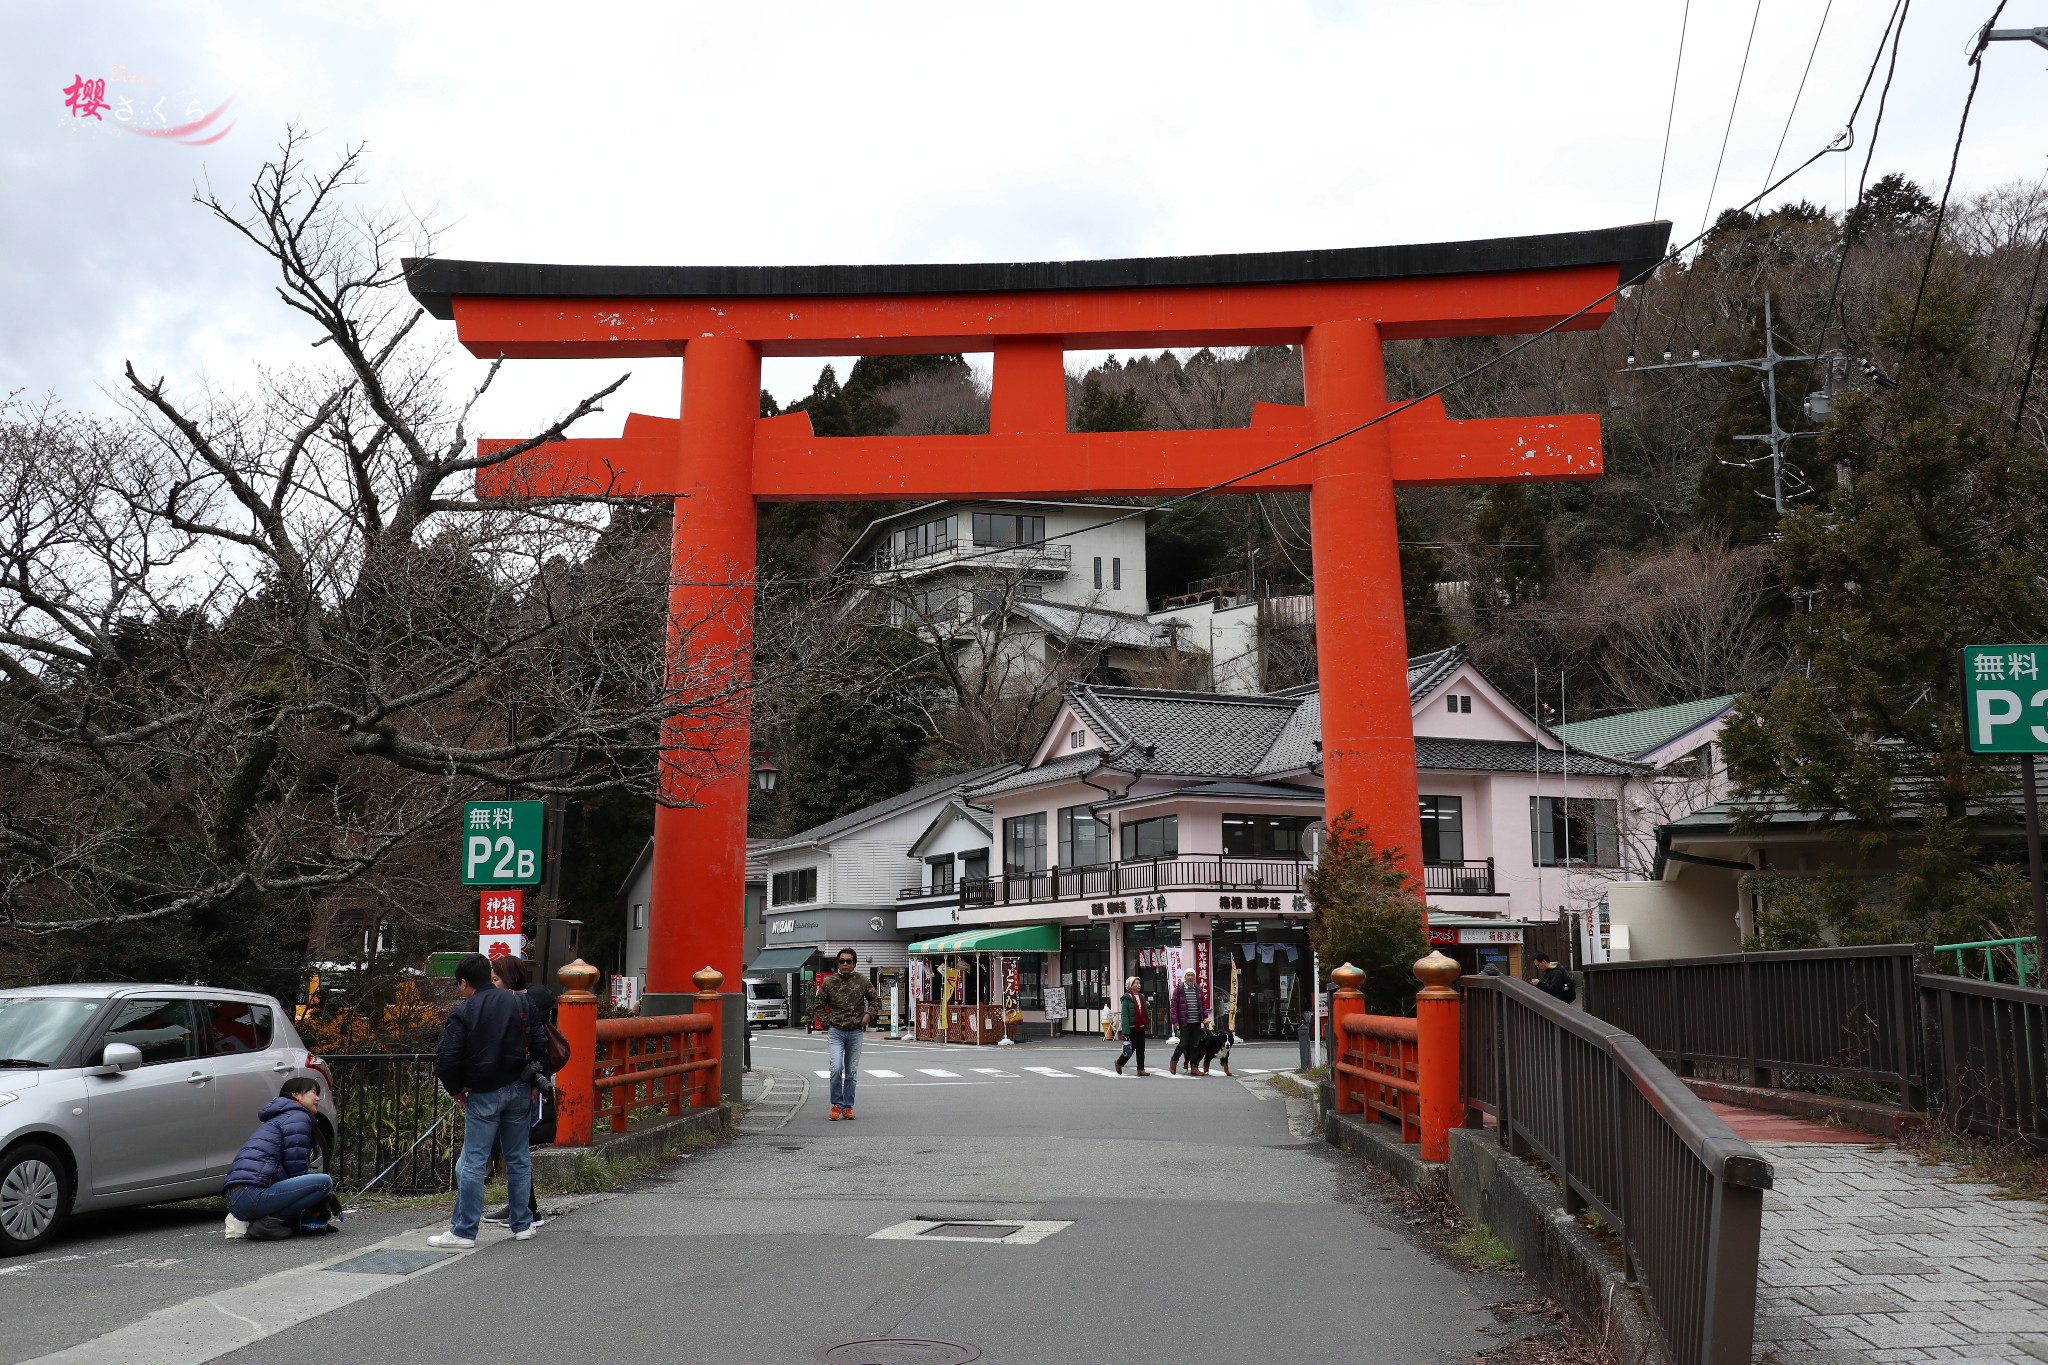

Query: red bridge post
left=1414, top=949, right=1463, bottom=1162
left=1328, top=963, right=1364, bottom=1113
left=692, top=966, right=725, bottom=1108
left=555, top=958, right=600, bottom=1147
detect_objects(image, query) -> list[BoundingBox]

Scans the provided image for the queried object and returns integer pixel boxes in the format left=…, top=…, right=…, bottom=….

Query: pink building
left=928, top=647, right=1732, bottom=1037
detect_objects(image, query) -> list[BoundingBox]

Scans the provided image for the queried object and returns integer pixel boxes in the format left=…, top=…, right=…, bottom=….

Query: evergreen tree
left=1304, top=814, right=1427, bottom=1015
left=1073, top=372, right=1152, bottom=432
left=1843, top=173, right=1937, bottom=242
left=1397, top=500, right=1455, bottom=653
left=1469, top=485, right=1552, bottom=605
left=1720, top=263, right=2048, bottom=945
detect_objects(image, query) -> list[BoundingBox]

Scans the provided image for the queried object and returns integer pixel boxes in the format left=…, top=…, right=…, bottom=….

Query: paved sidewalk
left=1752, top=1141, right=2048, bottom=1362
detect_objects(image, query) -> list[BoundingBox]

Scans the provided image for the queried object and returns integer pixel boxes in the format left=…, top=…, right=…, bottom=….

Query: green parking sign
left=461, top=800, right=546, bottom=886
left=1963, top=645, right=2048, bottom=755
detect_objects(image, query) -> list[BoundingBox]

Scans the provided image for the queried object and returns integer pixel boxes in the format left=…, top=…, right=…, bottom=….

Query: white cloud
left=3, top=1, right=2039, bottom=432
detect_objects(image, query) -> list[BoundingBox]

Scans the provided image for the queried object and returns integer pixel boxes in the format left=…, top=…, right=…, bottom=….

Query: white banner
left=479, top=933, right=525, bottom=962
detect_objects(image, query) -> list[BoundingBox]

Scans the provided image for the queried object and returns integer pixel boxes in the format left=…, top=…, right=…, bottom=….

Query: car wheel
left=0, top=1143, right=70, bottom=1256
left=307, top=1123, right=334, bottom=1178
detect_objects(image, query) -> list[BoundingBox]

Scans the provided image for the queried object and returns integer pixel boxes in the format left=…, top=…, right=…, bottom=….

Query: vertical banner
left=1003, top=955, right=1022, bottom=1022
left=1193, top=936, right=1212, bottom=1014
left=479, top=889, right=524, bottom=961
left=1164, top=944, right=1186, bottom=985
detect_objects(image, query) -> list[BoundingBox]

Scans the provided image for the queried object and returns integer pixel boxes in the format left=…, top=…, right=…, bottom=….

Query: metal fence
left=325, top=1053, right=462, bottom=1195
left=1580, top=944, right=1928, bottom=1104
left=962, top=856, right=1307, bottom=907
left=1920, top=973, right=2048, bottom=1150
left=1935, top=935, right=2040, bottom=988
left=1463, top=976, right=1772, bottom=1365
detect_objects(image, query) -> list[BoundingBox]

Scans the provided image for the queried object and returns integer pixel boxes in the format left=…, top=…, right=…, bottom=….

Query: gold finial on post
left=1413, top=949, right=1462, bottom=1000
left=692, top=966, right=725, bottom=996
left=1330, top=962, right=1366, bottom=997
left=557, top=958, right=600, bottom=1004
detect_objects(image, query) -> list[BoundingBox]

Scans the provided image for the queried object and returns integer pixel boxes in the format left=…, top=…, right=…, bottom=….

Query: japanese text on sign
left=1963, top=645, right=2048, bottom=755
left=461, top=801, right=545, bottom=886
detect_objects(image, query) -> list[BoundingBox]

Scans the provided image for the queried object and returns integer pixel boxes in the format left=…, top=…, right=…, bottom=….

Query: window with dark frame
left=1093, top=556, right=1102, bottom=589
left=1057, top=803, right=1112, bottom=867
left=1529, top=796, right=1619, bottom=867
left=1112, top=557, right=1121, bottom=590
left=771, top=867, right=818, bottom=904
left=962, top=849, right=989, bottom=883
left=926, top=855, right=956, bottom=894
left=1418, top=795, right=1465, bottom=864
left=889, top=515, right=957, bottom=563
left=1220, top=813, right=1314, bottom=858
left=972, top=512, right=1046, bottom=547
left=1120, top=814, right=1179, bottom=861
left=1004, top=813, right=1048, bottom=876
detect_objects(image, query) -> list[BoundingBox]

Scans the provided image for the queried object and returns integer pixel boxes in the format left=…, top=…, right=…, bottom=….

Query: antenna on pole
left=1619, top=292, right=1829, bottom=513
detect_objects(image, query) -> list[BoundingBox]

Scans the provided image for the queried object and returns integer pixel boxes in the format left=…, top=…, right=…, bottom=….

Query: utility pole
left=1622, top=293, right=1823, bottom=515
left=1973, top=23, right=2048, bottom=52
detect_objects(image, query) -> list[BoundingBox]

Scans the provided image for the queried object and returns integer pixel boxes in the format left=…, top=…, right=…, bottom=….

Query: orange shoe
left=842, top=1109, right=856, bottom=1121
left=829, top=1105, right=842, bottom=1120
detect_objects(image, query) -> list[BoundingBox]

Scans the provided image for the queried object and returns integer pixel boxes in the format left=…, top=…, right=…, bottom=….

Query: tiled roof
left=1010, top=600, right=1176, bottom=649
left=965, top=751, right=1105, bottom=799
left=1414, top=737, right=1649, bottom=777
left=759, top=763, right=1019, bottom=853
left=1554, top=695, right=1736, bottom=761
left=1255, top=690, right=1321, bottom=776
left=1406, top=646, right=1466, bottom=699
left=1069, top=685, right=1299, bottom=776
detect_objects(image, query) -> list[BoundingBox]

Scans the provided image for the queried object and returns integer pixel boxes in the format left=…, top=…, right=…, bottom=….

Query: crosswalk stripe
left=813, top=1069, right=830, bottom=1078
left=867, top=1069, right=903, bottom=1078
left=917, top=1068, right=960, bottom=1077
left=1023, top=1066, right=1074, bottom=1077
left=970, top=1067, right=1014, bottom=1076
left=1075, top=1066, right=1120, bottom=1077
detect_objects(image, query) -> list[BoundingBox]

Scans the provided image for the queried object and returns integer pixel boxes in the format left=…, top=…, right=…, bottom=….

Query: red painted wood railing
left=555, top=963, right=723, bottom=1146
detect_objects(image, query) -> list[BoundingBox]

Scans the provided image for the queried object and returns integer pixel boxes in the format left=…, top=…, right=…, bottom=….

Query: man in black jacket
left=429, top=954, right=551, bottom=1248
left=1531, top=952, right=1577, bottom=1005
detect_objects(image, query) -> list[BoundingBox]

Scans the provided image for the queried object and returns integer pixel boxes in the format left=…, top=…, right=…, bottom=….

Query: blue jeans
left=827, top=1027, right=863, bottom=1109
left=452, top=1081, right=532, bottom=1239
left=227, top=1173, right=333, bottom=1225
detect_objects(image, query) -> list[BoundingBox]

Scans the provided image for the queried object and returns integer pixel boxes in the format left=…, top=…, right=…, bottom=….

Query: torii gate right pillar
left=1307, top=319, right=1425, bottom=879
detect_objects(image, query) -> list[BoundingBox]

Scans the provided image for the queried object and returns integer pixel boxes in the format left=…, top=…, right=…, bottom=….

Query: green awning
left=908, top=925, right=1061, bottom=955
left=747, top=945, right=822, bottom=973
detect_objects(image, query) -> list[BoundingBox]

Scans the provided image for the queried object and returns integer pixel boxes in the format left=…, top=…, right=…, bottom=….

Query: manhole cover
left=326, top=1249, right=455, bottom=1276
left=918, top=1222, right=1020, bottom=1241
left=816, top=1340, right=980, bottom=1364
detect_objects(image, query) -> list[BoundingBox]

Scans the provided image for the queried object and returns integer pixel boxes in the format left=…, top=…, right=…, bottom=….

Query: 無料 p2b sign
left=461, top=800, right=546, bottom=886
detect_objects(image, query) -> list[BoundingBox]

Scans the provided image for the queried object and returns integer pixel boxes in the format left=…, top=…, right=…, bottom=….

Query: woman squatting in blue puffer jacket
left=222, top=1078, right=332, bottom=1239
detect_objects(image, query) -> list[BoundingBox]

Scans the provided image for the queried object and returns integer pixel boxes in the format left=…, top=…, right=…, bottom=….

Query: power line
left=1890, top=1, right=2010, bottom=398
left=1668, top=0, right=1765, bottom=350
left=1653, top=0, right=1693, bottom=221
left=1815, top=0, right=1913, bottom=357
left=1764, top=0, right=1836, bottom=192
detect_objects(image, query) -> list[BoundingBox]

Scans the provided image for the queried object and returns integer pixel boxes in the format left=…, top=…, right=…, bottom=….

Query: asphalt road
left=8, top=1035, right=1531, bottom=1365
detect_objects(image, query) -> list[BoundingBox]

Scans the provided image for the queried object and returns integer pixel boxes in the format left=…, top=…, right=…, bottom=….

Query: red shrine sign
left=406, top=224, right=1669, bottom=999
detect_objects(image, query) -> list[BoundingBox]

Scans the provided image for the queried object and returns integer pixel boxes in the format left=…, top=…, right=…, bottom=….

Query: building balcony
left=870, top=539, right=1072, bottom=578
left=1422, top=859, right=1497, bottom=895
left=962, top=856, right=1310, bottom=909
left=898, top=884, right=958, bottom=901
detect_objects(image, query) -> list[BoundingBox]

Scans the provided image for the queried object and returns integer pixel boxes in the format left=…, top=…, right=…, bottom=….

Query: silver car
left=0, top=984, right=339, bottom=1255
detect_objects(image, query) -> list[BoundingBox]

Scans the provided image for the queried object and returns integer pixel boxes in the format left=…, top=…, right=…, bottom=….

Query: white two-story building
left=909, top=647, right=1731, bottom=1038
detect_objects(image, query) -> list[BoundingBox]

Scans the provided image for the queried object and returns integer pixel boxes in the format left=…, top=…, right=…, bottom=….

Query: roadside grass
left=1450, top=1223, right=1518, bottom=1271
left=1901, top=1124, right=2048, bottom=1203
left=345, top=1117, right=732, bottom=1210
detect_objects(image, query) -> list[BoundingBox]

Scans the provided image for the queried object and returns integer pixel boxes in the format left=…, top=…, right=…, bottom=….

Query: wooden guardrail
left=1463, top=974, right=1772, bottom=1365
left=553, top=962, right=723, bottom=1146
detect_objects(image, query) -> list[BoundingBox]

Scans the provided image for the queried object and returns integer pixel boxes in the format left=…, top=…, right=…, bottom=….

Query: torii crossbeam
left=407, top=223, right=1669, bottom=1002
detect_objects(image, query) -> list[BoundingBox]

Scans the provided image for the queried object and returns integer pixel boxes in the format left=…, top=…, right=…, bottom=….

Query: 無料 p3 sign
left=461, top=800, right=546, bottom=886
left=1963, top=644, right=2048, bottom=755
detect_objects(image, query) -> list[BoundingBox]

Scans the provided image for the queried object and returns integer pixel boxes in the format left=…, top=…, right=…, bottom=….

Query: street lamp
left=752, top=763, right=780, bottom=792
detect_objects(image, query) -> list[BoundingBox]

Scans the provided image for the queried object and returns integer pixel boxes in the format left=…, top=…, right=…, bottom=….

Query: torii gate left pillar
left=410, top=222, right=1669, bottom=1014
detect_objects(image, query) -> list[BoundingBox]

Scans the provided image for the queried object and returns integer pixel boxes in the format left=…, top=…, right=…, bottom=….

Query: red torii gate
left=405, top=223, right=1668, bottom=1007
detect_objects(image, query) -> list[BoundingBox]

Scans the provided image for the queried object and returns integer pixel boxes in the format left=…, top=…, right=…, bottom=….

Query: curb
left=530, top=1105, right=726, bottom=1186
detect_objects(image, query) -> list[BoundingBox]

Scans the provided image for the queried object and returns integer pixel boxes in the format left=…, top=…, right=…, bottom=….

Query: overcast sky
left=3, top=2, right=2041, bottom=439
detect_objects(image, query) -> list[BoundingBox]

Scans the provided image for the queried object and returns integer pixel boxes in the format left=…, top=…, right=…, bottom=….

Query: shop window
left=1120, top=814, right=1178, bottom=861
left=1221, top=813, right=1313, bottom=858
left=1016, top=955, right=1044, bottom=1009
left=1004, top=813, right=1047, bottom=876
left=1058, top=803, right=1112, bottom=867
left=771, top=867, right=818, bottom=904
left=1419, top=796, right=1465, bottom=864
left=927, top=855, right=955, bottom=894
left=1530, top=796, right=1619, bottom=867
